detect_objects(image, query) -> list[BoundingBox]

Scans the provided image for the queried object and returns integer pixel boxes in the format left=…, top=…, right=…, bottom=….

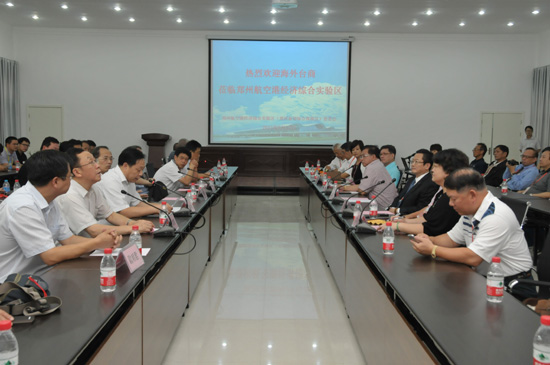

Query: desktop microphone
left=340, top=179, right=385, bottom=217
left=121, top=190, right=176, bottom=237
left=151, top=183, right=193, bottom=217
left=354, top=178, right=397, bottom=234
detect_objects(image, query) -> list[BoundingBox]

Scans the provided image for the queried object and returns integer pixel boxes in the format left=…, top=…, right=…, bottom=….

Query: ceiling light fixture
left=61, top=4, right=68, bottom=10
left=459, top=21, right=465, bottom=27
left=223, top=18, right=229, bottom=24
left=364, top=20, right=370, bottom=26
left=532, top=9, right=540, bottom=15
left=507, top=21, right=514, bottom=27
left=478, top=9, right=485, bottom=15
left=317, top=20, right=323, bottom=26
left=425, top=9, right=433, bottom=16
left=32, top=14, right=39, bottom=20
left=270, top=8, right=277, bottom=14
left=412, top=21, right=418, bottom=26
left=219, top=6, right=225, bottom=13
left=166, top=5, right=174, bottom=12
left=6, top=2, right=14, bottom=7
left=81, top=16, right=87, bottom=21
left=271, top=19, right=276, bottom=25
left=129, top=17, right=135, bottom=22
left=322, top=8, right=328, bottom=15
left=177, top=17, right=182, bottom=23
left=373, top=10, right=381, bottom=16
left=114, top=5, right=121, bottom=11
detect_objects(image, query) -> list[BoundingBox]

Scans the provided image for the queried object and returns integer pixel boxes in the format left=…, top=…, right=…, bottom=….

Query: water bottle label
left=534, top=349, right=550, bottom=364
left=369, top=210, right=378, bottom=216
left=501, top=188, right=508, bottom=194
left=160, top=217, right=167, bottom=225
left=383, top=238, right=394, bottom=251
left=101, top=276, right=116, bottom=286
left=486, top=279, right=503, bottom=296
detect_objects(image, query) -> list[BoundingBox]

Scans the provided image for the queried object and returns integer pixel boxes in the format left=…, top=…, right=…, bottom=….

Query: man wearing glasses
left=16, top=137, right=30, bottom=164
left=92, top=146, right=114, bottom=174
left=502, top=147, right=539, bottom=191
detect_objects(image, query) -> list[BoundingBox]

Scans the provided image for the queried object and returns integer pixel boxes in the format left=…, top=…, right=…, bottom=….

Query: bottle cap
left=356, top=200, right=361, bottom=204
left=371, top=195, right=376, bottom=199
left=0, top=320, right=12, bottom=331
left=15, top=180, right=19, bottom=182
left=386, top=221, right=392, bottom=226
left=502, top=179, right=506, bottom=181
left=541, top=316, right=550, bottom=326
left=132, top=225, right=139, bottom=230
left=104, top=248, right=113, bottom=254
left=162, top=201, right=167, bottom=205
left=491, top=257, right=501, bottom=263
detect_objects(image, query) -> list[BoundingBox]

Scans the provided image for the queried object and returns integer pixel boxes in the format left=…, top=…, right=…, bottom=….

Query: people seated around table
left=340, top=145, right=398, bottom=209
left=380, top=144, right=401, bottom=187
left=520, top=146, right=550, bottom=198
left=430, top=143, right=442, bottom=155
left=16, top=137, right=30, bottom=164
left=328, top=142, right=355, bottom=181
left=153, top=147, right=193, bottom=190
left=58, top=148, right=155, bottom=237
left=59, top=139, right=82, bottom=152
left=0, top=136, right=19, bottom=171
left=0, top=150, right=121, bottom=282
left=388, top=149, right=439, bottom=216
left=470, top=143, right=489, bottom=174
left=502, top=147, right=539, bottom=191
left=325, top=143, right=344, bottom=172
left=92, top=146, right=113, bottom=174
left=97, top=147, right=172, bottom=218
left=386, top=148, right=469, bottom=236
left=520, top=125, right=541, bottom=153
left=40, top=136, right=60, bottom=151
left=349, top=139, right=364, bottom=184
left=483, top=144, right=509, bottom=187
left=410, top=168, right=536, bottom=301
left=185, top=140, right=210, bottom=181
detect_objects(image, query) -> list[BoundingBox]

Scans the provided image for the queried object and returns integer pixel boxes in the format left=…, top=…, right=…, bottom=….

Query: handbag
left=148, top=180, right=169, bottom=202
left=0, top=273, right=62, bottom=317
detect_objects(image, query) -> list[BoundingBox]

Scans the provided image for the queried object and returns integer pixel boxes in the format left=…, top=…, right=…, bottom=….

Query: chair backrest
left=146, top=162, right=156, bottom=178
left=499, top=196, right=531, bottom=229
left=537, top=230, right=550, bottom=298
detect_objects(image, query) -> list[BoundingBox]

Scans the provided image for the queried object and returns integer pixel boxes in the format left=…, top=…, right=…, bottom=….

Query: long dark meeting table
left=12, top=167, right=238, bottom=364
left=300, top=169, right=541, bottom=364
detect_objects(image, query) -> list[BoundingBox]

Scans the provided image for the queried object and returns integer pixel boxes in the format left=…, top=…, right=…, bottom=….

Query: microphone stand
left=340, top=179, right=385, bottom=217
left=154, top=183, right=194, bottom=217
left=354, top=178, right=397, bottom=234
left=121, top=190, right=176, bottom=237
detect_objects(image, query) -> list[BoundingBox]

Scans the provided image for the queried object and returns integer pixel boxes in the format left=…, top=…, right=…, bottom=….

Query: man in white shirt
left=325, top=143, right=344, bottom=171
left=328, top=142, right=355, bottom=180
left=153, top=147, right=193, bottom=190
left=520, top=125, right=541, bottom=153
left=97, top=147, right=172, bottom=218
left=0, top=150, right=121, bottom=282
left=58, top=148, right=154, bottom=237
left=411, top=168, right=535, bottom=301
left=0, top=136, right=19, bottom=172
left=92, top=146, right=114, bottom=174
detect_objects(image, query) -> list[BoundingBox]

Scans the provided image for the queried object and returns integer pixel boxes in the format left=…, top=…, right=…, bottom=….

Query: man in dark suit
left=389, top=149, right=439, bottom=215
left=483, top=144, right=509, bottom=187
left=470, top=143, right=489, bottom=174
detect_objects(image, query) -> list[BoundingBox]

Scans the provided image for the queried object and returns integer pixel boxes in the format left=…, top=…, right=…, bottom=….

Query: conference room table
left=11, top=167, right=238, bottom=364
left=487, top=185, right=550, bottom=216
left=299, top=169, right=541, bottom=364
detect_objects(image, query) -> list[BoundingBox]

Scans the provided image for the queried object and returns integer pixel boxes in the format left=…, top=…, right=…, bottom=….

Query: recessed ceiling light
left=271, top=19, right=276, bottom=25
left=166, top=5, right=173, bottom=12
left=425, top=9, right=433, bottom=16
left=412, top=21, right=418, bottom=26
left=114, top=5, right=121, bottom=12
left=459, top=21, right=465, bottom=27
left=61, top=4, right=68, bottom=10
left=373, top=10, right=381, bottom=16
left=270, top=8, right=277, bottom=14
left=81, top=16, right=87, bottom=21
left=6, top=2, right=14, bottom=7
left=32, top=14, right=39, bottom=20
left=478, top=9, right=485, bottom=15
left=322, top=8, right=328, bottom=15
left=176, top=17, right=182, bottom=23
left=219, top=6, right=225, bottom=13
left=532, top=9, right=540, bottom=15
left=129, top=17, right=135, bottom=22
left=223, top=18, right=229, bottom=24
left=507, top=21, right=514, bottom=27
left=317, top=20, right=323, bottom=26
left=364, top=20, right=370, bottom=26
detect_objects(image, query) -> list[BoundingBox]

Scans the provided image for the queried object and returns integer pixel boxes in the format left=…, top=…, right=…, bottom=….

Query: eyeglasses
left=361, top=154, right=371, bottom=159
left=77, top=159, right=98, bottom=168
left=20, top=143, right=30, bottom=147
left=410, top=160, right=425, bottom=165
left=521, top=154, right=536, bottom=159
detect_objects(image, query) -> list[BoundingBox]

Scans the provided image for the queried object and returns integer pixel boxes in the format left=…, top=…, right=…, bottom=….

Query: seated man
left=58, top=148, right=154, bottom=237
left=0, top=136, right=19, bottom=171
left=411, top=168, right=535, bottom=301
left=340, top=145, right=398, bottom=209
left=502, top=147, right=539, bottom=191
left=59, top=139, right=82, bottom=152
left=522, top=146, right=550, bottom=198
left=380, top=144, right=401, bottom=187
left=0, top=150, right=121, bottom=282
left=92, top=146, right=113, bottom=174
left=16, top=137, right=30, bottom=164
left=97, top=147, right=172, bottom=218
left=484, top=144, right=508, bottom=187
left=430, top=144, right=442, bottom=155
left=325, top=143, right=344, bottom=171
left=389, top=149, right=439, bottom=215
left=40, top=136, right=60, bottom=151
left=470, top=143, right=489, bottom=174
left=168, top=138, right=187, bottom=162
left=328, top=142, right=355, bottom=180
left=153, top=147, right=193, bottom=190
left=185, top=140, right=209, bottom=181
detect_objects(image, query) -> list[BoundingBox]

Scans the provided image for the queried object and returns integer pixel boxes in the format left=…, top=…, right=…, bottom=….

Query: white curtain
left=0, top=57, right=20, bottom=141
left=531, top=65, right=550, bottom=149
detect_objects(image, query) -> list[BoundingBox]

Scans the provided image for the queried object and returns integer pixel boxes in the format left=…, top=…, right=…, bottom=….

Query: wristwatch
left=431, top=245, right=437, bottom=259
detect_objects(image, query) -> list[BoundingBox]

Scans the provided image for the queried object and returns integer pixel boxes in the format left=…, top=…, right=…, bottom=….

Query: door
left=480, top=113, right=523, bottom=163
left=27, top=106, right=63, bottom=154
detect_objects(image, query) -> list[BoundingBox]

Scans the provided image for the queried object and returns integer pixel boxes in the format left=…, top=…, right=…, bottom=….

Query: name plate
left=169, top=212, right=179, bottom=230
left=122, top=244, right=145, bottom=273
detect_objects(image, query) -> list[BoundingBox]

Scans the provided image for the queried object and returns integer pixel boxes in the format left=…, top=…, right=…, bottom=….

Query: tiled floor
left=163, top=195, right=365, bottom=365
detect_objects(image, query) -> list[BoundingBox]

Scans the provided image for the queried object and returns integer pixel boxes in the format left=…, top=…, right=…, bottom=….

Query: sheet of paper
left=90, top=248, right=151, bottom=257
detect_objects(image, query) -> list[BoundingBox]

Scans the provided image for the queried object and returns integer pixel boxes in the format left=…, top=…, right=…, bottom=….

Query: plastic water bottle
left=7, top=163, right=11, bottom=172
left=486, top=257, right=504, bottom=303
left=383, top=222, right=395, bottom=255
left=352, top=200, right=362, bottom=227
left=501, top=179, right=508, bottom=195
left=100, top=248, right=116, bottom=293
left=369, top=196, right=378, bottom=218
left=217, top=160, right=221, bottom=172
left=159, top=201, right=168, bottom=226
left=2, top=180, right=10, bottom=194
left=222, top=157, right=226, bottom=166
left=305, top=161, right=309, bottom=172
left=129, top=225, right=142, bottom=254
left=191, top=183, right=198, bottom=201
left=316, top=159, right=321, bottom=169
left=15, top=161, right=20, bottom=172
left=13, top=180, right=21, bottom=192
left=0, top=320, right=18, bottom=365
left=534, top=316, right=550, bottom=365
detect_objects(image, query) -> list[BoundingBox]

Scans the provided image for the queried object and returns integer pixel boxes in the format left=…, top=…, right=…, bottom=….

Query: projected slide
left=210, top=40, right=349, bottom=145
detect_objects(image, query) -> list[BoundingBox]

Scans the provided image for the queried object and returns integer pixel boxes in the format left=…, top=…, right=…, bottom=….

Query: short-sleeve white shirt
left=0, top=183, right=73, bottom=282
left=520, top=136, right=540, bottom=152
left=338, top=156, right=356, bottom=173
left=153, top=160, right=183, bottom=191
left=96, top=165, right=139, bottom=212
left=447, top=191, right=532, bottom=277
left=328, top=157, right=343, bottom=171
left=57, top=180, right=114, bottom=235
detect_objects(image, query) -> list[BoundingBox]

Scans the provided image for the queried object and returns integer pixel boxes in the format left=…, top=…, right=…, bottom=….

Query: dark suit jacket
left=484, top=160, right=507, bottom=187
left=390, top=174, right=439, bottom=215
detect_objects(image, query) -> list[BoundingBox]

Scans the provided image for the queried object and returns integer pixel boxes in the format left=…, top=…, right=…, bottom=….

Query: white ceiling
left=1, top=0, right=550, bottom=34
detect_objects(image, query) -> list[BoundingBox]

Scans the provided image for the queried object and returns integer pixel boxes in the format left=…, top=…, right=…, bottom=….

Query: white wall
left=536, top=29, right=550, bottom=67
left=13, top=28, right=536, bottom=160
left=0, top=20, right=14, bottom=59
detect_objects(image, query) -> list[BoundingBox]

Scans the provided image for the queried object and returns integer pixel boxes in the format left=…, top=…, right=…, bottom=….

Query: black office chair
left=499, top=195, right=531, bottom=229
left=146, top=162, right=156, bottom=178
